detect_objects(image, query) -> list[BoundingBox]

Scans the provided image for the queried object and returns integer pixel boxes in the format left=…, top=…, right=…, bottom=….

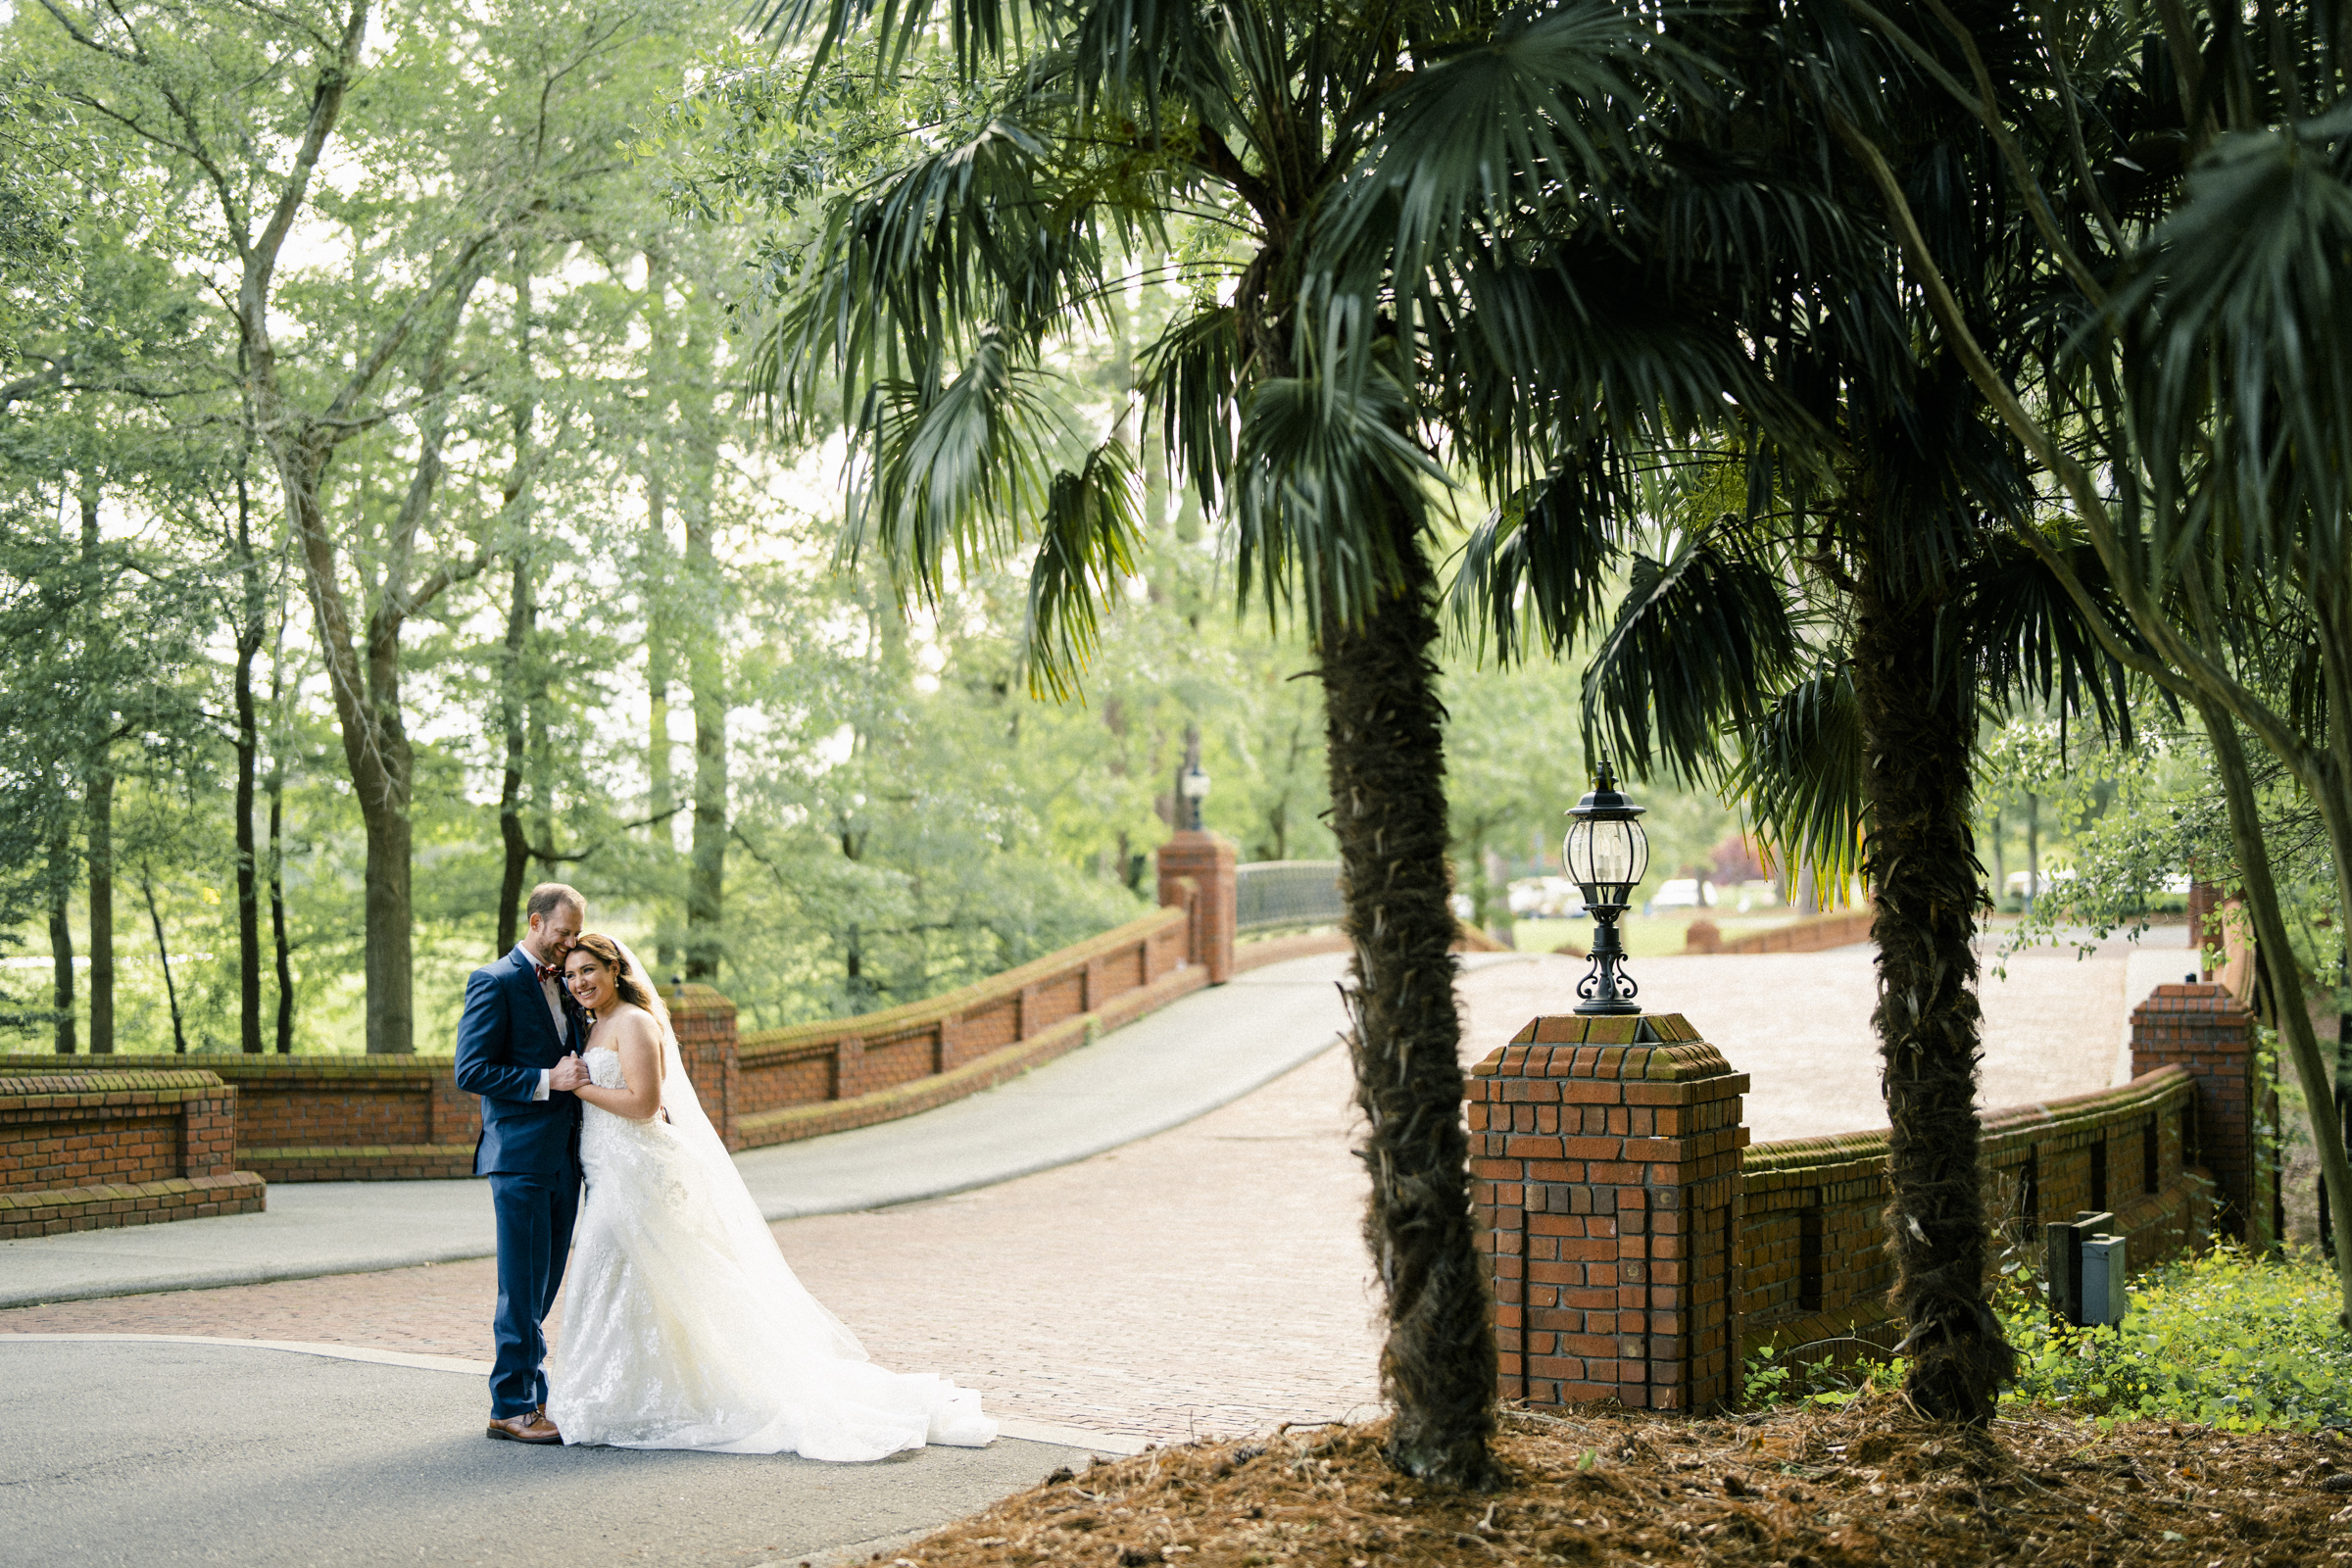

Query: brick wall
left=2131, top=982, right=2272, bottom=1248
left=0, top=1054, right=477, bottom=1183
left=1687, top=908, right=1875, bottom=956
left=1469, top=1013, right=1749, bottom=1413
left=0, top=1069, right=266, bottom=1239
left=1739, top=1066, right=2208, bottom=1357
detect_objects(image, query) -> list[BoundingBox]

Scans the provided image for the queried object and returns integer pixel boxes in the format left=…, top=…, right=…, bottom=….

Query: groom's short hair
left=526, top=883, right=584, bottom=923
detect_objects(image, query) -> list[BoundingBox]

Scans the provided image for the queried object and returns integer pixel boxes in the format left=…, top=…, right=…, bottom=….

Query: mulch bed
left=888, top=1397, right=2352, bottom=1567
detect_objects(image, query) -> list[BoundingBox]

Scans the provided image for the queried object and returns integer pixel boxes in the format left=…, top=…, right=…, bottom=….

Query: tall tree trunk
left=141, top=865, right=188, bottom=1054
left=269, top=755, right=294, bottom=1054
left=47, top=819, right=74, bottom=1054
left=233, top=472, right=265, bottom=1054
left=1321, top=520, right=1496, bottom=1487
left=86, top=758, right=113, bottom=1054
left=645, top=475, right=676, bottom=973
left=2200, top=696, right=2352, bottom=1320
left=683, top=445, right=724, bottom=983
left=1851, top=564, right=2012, bottom=1423
left=78, top=471, right=113, bottom=1054
left=497, top=554, right=534, bottom=955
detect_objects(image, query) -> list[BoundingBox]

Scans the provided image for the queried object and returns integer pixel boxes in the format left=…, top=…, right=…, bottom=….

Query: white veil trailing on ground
left=602, top=934, right=870, bottom=1366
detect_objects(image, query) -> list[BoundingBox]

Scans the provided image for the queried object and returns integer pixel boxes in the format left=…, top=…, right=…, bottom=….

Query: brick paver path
left=2, top=938, right=2156, bottom=1444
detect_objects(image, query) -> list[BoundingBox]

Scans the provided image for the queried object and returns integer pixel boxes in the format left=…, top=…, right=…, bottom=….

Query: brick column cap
left=662, top=984, right=738, bottom=1023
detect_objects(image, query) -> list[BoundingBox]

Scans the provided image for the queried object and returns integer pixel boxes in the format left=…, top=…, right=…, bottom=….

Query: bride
left=545, top=932, right=996, bottom=1459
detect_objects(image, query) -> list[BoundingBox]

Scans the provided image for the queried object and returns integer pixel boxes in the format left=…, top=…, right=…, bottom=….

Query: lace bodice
left=585, top=1044, right=627, bottom=1091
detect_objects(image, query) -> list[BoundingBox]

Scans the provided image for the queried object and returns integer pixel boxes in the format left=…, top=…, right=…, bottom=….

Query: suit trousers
left=487, top=1167, right=581, bottom=1417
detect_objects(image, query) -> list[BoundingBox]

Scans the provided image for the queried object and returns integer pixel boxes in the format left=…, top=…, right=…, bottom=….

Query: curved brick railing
left=0, top=1068, right=266, bottom=1238
left=1685, top=907, right=1874, bottom=955
left=0, top=840, right=1235, bottom=1182
left=676, top=905, right=1202, bottom=1151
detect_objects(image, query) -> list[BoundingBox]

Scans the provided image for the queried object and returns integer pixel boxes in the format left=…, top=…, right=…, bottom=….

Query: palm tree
left=1837, top=0, right=2352, bottom=1324
left=1345, top=0, right=2151, bottom=1420
left=751, top=0, right=1696, bottom=1483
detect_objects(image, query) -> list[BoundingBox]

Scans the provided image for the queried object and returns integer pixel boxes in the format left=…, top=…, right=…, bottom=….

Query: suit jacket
left=455, top=944, right=587, bottom=1178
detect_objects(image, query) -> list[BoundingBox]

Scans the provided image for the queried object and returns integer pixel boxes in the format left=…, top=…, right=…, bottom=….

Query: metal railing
left=1235, top=860, right=1345, bottom=934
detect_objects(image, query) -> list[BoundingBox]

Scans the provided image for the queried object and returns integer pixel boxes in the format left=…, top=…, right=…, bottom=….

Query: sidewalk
left=2, top=951, right=1481, bottom=1309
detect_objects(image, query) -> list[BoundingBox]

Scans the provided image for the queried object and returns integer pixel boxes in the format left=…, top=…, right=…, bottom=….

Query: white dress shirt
left=524, top=952, right=567, bottom=1101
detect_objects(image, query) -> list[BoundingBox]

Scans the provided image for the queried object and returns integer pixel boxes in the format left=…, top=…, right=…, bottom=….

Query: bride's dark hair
left=569, top=933, right=656, bottom=1012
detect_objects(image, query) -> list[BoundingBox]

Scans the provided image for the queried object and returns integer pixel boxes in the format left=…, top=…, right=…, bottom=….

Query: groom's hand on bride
left=550, top=1054, right=592, bottom=1094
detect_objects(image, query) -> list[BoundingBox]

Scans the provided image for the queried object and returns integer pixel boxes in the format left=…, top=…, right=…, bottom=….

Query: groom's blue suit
left=455, top=944, right=586, bottom=1419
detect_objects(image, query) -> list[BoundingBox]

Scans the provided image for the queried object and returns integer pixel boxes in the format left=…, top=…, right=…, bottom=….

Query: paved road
left=0, top=952, right=1386, bottom=1309
left=0, top=1339, right=1094, bottom=1568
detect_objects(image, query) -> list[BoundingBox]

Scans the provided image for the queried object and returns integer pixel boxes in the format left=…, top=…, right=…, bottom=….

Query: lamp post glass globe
left=1179, top=763, right=1210, bottom=831
left=1564, top=760, right=1647, bottom=1015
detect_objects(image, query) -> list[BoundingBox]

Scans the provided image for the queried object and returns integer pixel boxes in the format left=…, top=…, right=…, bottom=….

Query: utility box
left=2080, top=1234, right=2129, bottom=1327
left=2046, top=1209, right=2117, bottom=1327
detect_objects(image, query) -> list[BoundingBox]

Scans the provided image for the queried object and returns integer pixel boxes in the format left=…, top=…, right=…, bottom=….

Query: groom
left=455, top=882, right=591, bottom=1444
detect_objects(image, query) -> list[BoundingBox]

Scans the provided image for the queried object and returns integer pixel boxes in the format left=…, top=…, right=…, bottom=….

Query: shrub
left=1998, top=1243, right=2352, bottom=1432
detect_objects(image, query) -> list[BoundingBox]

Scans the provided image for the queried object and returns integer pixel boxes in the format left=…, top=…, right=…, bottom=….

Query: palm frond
left=1580, top=524, right=1805, bottom=785
left=1024, top=437, right=1144, bottom=700
left=1723, top=661, right=1867, bottom=904
left=1948, top=534, right=2148, bottom=749
left=842, top=324, right=1067, bottom=604
left=755, top=115, right=1104, bottom=433
left=1231, top=357, right=1450, bottom=636
left=1446, top=454, right=1630, bottom=663
left=2111, top=105, right=2352, bottom=594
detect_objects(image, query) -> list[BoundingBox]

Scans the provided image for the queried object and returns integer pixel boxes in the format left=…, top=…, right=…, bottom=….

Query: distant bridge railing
left=1235, top=859, right=1344, bottom=934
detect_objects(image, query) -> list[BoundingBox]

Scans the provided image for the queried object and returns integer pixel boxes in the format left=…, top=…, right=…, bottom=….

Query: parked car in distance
left=1506, top=876, right=1587, bottom=919
left=1646, top=877, right=1716, bottom=913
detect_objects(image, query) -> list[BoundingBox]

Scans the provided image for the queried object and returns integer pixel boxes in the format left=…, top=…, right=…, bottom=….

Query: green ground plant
left=1743, top=1244, right=2352, bottom=1432
left=1996, top=1245, right=2352, bottom=1434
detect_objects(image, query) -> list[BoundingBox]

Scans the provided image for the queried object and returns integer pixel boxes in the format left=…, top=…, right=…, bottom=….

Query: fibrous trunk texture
left=1852, top=566, right=2014, bottom=1423
left=1321, top=522, right=1498, bottom=1487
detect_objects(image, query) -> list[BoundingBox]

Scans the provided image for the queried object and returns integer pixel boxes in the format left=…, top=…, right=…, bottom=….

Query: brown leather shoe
left=486, top=1411, right=563, bottom=1445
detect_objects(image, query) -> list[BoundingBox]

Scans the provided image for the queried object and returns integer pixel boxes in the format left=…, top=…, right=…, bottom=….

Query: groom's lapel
left=509, top=947, right=568, bottom=1059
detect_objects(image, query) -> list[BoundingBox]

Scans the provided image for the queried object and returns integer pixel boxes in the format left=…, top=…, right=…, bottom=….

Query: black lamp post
left=1178, top=724, right=1210, bottom=832
left=1564, top=758, right=1649, bottom=1015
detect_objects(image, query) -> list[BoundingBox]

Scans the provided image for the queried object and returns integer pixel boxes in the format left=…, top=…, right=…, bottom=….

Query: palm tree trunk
left=1851, top=564, right=2012, bottom=1423
left=1321, top=519, right=1497, bottom=1486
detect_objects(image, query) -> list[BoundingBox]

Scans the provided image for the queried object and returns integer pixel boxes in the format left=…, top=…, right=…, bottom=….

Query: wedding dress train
left=545, top=950, right=994, bottom=1460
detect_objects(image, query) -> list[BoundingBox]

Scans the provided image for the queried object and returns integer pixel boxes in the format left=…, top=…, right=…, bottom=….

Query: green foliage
left=1996, top=1245, right=2352, bottom=1434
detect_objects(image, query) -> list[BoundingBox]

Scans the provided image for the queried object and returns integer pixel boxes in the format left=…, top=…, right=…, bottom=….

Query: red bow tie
left=536, top=962, right=563, bottom=983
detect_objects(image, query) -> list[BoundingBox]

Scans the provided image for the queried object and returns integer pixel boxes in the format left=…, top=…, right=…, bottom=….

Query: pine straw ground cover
left=890, top=1399, right=2352, bottom=1568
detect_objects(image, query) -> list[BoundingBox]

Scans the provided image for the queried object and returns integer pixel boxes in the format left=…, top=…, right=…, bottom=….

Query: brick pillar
left=2132, top=981, right=2272, bottom=1247
left=664, top=985, right=742, bottom=1152
left=1468, top=1012, right=1747, bottom=1413
left=1156, top=831, right=1237, bottom=984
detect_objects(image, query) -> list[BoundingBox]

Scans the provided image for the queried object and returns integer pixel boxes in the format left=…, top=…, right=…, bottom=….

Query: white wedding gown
left=545, top=967, right=994, bottom=1460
